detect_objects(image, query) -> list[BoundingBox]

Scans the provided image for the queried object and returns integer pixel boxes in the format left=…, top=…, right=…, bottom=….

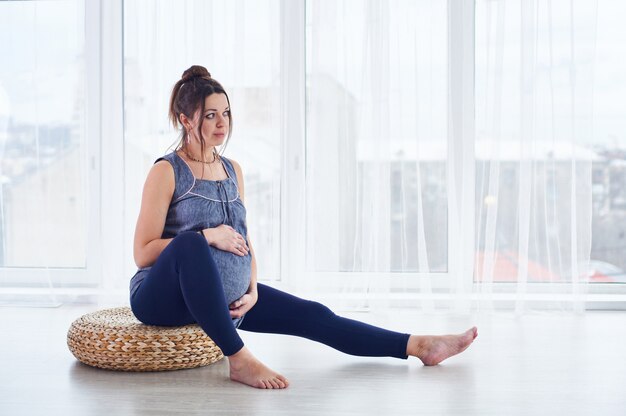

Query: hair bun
left=181, top=65, right=211, bottom=82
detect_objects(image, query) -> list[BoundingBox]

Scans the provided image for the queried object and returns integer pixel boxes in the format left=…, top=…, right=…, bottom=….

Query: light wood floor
left=0, top=303, right=625, bottom=415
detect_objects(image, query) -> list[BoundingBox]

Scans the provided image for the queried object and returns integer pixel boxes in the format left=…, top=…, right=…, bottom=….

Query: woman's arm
left=133, top=160, right=175, bottom=268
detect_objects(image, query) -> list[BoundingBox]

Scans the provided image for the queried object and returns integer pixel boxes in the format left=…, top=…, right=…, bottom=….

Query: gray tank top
left=129, top=151, right=251, bottom=305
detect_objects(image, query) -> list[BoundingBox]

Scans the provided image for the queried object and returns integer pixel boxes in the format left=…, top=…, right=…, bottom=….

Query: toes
left=278, top=376, right=290, bottom=388
left=462, top=328, right=476, bottom=343
left=275, top=377, right=286, bottom=389
left=268, top=378, right=280, bottom=389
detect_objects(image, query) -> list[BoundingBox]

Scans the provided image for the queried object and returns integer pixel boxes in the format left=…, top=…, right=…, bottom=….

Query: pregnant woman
left=129, top=65, right=478, bottom=390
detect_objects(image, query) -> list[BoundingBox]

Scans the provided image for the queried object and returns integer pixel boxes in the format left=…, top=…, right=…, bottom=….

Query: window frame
left=0, top=0, right=102, bottom=293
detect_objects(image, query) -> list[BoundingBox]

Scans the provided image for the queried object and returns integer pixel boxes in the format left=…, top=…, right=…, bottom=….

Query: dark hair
left=168, top=65, right=233, bottom=162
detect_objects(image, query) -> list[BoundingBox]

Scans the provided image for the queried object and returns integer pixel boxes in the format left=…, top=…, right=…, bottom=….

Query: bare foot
left=408, top=327, right=478, bottom=366
left=228, top=347, right=289, bottom=389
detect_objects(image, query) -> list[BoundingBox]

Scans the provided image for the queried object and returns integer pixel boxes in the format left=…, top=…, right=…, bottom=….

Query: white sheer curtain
left=306, top=0, right=448, bottom=308
left=474, top=0, right=596, bottom=312
left=306, top=0, right=597, bottom=312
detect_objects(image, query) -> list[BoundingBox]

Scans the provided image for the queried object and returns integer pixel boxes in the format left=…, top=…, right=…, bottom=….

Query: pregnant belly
left=209, top=246, right=252, bottom=305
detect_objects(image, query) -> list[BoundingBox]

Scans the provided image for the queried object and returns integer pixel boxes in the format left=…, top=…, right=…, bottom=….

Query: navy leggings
left=130, top=232, right=410, bottom=358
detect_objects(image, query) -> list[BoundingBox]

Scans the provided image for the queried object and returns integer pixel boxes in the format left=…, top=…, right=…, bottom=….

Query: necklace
left=183, top=149, right=219, bottom=164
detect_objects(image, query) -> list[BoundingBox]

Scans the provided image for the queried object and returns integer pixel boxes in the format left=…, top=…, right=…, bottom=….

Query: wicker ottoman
left=67, top=307, right=224, bottom=371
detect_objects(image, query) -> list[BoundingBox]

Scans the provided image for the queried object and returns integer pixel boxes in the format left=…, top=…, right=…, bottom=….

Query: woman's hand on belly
left=229, top=292, right=258, bottom=318
left=202, top=224, right=249, bottom=256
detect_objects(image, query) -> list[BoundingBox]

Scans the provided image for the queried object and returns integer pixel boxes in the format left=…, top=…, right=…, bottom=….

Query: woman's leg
left=130, top=232, right=288, bottom=389
left=130, top=232, right=244, bottom=355
left=239, top=283, right=411, bottom=359
left=240, top=283, right=478, bottom=365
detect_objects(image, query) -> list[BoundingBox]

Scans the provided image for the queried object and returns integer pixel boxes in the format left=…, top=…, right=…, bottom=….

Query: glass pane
left=306, top=0, right=448, bottom=273
left=589, top=0, right=626, bottom=283
left=474, top=0, right=596, bottom=283
left=0, top=0, right=86, bottom=268
left=123, top=0, right=282, bottom=279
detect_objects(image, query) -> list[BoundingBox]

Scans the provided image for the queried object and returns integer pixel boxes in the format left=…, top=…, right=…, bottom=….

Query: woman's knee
left=303, top=300, right=335, bottom=320
left=170, top=231, right=207, bottom=254
left=163, top=232, right=215, bottom=272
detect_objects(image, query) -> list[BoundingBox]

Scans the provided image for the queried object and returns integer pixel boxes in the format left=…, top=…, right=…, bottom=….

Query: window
left=2, top=0, right=623, bottom=305
left=306, top=0, right=448, bottom=275
left=591, top=1, right=626, bottom=284
left=474, top=0, right=597, bottom=284
left=0, top=1, right=88, bottom=276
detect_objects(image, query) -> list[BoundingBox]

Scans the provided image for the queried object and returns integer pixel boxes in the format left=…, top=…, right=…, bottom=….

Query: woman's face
left=193, top=93, right=230, bottom=146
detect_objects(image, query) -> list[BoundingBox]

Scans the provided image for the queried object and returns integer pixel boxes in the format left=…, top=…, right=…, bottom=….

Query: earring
left=186, top=131, right=190, bottom=144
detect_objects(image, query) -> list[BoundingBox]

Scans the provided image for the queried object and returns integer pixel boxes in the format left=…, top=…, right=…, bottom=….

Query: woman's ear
left=179, top=113, right=192, bottom=130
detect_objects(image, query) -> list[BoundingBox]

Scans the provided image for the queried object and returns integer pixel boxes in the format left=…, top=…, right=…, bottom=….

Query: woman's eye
left=223, top=110, right=230, bottom=117
left=206, top=113, right=215, bottom=119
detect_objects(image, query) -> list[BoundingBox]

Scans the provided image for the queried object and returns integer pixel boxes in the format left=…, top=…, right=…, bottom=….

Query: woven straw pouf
left=67, top=307, right=224, bottom=371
